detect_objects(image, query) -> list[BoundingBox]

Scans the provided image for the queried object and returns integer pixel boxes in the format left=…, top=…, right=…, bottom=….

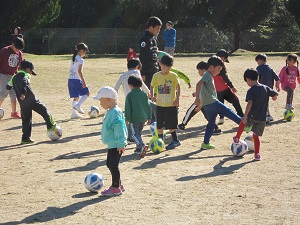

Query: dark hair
left=160, top=54, right=173, bottom=67
left=129, top=46, right=134, bottom=49
left=286, top=53, right=300, bottom=77
left=127, top=58, right=142, bottom=70
left=128, top=75, right=142, bottom=88
left=72, top=43, right=88, bottom=62
left=207, top=56, right=224, bottom=67
left=147, top=16, right=162, bottom=28
left=255, top=54, right=267, bottom=62
left=196, top=61, right=208, bottom=70
left=166, top=21, right=173, bottom=25
left=12, top=37, right=25, bottom=50
left=244, top=68, right=259, bottom=81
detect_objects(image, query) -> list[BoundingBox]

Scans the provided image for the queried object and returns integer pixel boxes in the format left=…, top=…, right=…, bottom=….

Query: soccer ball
left=84, top=172, right=104, bottom=193
left=149, top=137, right=165, bottom=154
left=47, top=125, right=62, bottom=141
left=244, top=134, right=254, bottom=151
left=231, top=140, right=248, bottom=157
left=283, top=109, right=295, bottom=121
left=149, top=122, right=157, bottom=135
left=0, top=108, right=4, bottom=120
left=88, top=106, right=100, bottom=118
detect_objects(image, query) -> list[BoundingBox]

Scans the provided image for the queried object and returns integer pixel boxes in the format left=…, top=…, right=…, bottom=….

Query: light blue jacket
left=101, top=106, right=127, bottom=149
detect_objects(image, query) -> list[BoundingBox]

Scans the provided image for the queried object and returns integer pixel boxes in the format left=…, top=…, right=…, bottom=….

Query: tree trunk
left=233, top=31, right=240, bottom=52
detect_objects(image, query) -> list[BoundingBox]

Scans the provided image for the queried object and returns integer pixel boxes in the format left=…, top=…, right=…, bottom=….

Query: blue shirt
left=163, top=28, right=176, bottom=47
left=256, top=64, right=279, bottom=88
left=101, top=106, right=127, bottom=149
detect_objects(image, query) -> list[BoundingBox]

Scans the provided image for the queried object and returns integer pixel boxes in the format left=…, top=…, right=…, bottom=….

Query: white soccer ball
left=231, top=140, right=248, bottom=157
left=47, top=125, right=62, bottom=141
left=88, top=106, right=100, bottom=118
left=0, top=108, right=4, bottom=120
left=244, top=134, right=254, bottom=151
left=149, top=122, right=157, bottom=135
left=84, top=172, right=104, bottom=193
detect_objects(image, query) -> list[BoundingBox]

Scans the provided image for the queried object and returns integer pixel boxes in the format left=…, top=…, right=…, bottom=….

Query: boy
left=0, top=37, right=25, bottom=119
left=255, top=54, right=280, bottom=122
left=6, top=60, right=57, bottom=144
left=140, top=16, right=162, bottom=88
left=194, top=56, right=241, bottom=149
left=163, top=21, right=176, bottom=56
left=233, top=68, right=278, bottom=160
left=125, top=76, right=151, bottom=157
left=93, top=86, right=127, bottom=196
left=178, top=61, right=222, bottom=135
left=150, top=54, right=181, bottom=150
left=214, top=49, right=244, bottom=125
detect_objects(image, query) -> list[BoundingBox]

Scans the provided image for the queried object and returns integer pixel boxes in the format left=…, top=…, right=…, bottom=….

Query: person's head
left=14, top=27, right=21, bottom=35
left=166, top=21, right=173, bottom=30
left=72, top=42, right=88, bottom=62
left=20, top=60, right=37, bottom=76
left=159, top=54, right=173, bottom=74
left=147, top=16, right=162, bottom=36
left=128, top=46, right=135, bottom=52
left=93, top=86, right=118, bottom=110
left=11, top=37, right=25, bottom=51
left=216, top=49, right=229, bottom=63
left=286, top=53, right=299, bottom=76
left=243, top=68, right=259, bottom=87
left=128, top=75, right=142, bottom=90
left=255, top=54, right=267, bottom=66
left=196, top=61, right=208, bottom=77
left=127, top=58, right=142, bottom=70
left=207, top=56, right=224, bottom=76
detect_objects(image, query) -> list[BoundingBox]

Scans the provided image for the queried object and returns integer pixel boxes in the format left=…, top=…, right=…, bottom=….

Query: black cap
left=20, top=60, right=37, bottom=75
left=216, top=49, right=229, bottom=63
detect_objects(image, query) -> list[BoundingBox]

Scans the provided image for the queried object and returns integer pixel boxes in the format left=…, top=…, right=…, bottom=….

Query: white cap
left=93, top=86, right=118, bottom=100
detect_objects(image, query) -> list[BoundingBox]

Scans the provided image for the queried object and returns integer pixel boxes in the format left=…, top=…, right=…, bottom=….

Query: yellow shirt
left=151, top=71, right=180, bottom=107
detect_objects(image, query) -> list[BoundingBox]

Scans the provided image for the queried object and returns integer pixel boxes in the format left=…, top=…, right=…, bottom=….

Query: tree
left=284, top=0, right=300, bottom=28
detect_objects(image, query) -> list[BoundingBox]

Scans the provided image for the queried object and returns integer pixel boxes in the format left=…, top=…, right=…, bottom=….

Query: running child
left=68, top=43, right=90, bottom=119
left=278, top=53, right=300, bottom=110
left=93, top=86, right=127, bottom=197
left=233, top=68, right=278, bottom=161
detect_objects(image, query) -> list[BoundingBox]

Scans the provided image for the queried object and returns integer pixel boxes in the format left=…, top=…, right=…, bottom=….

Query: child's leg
left=181, top=103, right=198, bottom=125
left=202, top=107, right=220, bottom=131
left=169, top=129, right=179, bottom=142
left=32, top=100, right=56, bottom=129
left=77, top=94, right=89, bottom=107
left=106, top=148, right=122, bottom=188
left=233, top=122, right=246, bottom=143
left=253, top=133, right=260, bottom=155
left=130, top=123, right=144, bottom=149
left=217, top=91, right=225, bottom=120
left=202, top=105, right=217, bottom=144
left=21, top=107, right=32, bottom=140
left=225, top=89, right=244, bottom=117
left=284, top=86, right=293, bottom=106
left=214, top=101, right=241, bottom=125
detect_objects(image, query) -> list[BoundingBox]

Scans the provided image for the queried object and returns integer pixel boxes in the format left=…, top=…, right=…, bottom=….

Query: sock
left=158, top=134, right=164, bottom=140
left=171, top=131, right=178, bottom=142
left=235, top=122, right=245, bottom=139
left=77, top=95, right=88, bottom=107
left=253, top=133, right=260, bottom=154
left=72, top=101, right=78, bottom=115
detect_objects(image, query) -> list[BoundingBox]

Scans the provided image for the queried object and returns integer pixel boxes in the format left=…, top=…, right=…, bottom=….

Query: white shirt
left=69, top=55, right=83, bottom=80
left=114, top=70, right=150, bottom=97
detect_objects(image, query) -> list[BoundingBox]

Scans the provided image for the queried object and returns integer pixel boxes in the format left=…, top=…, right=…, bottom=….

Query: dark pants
left=21, top=100, right=55, bottom=140
left=106, top=148, right=122, bottom=188
left=284, top=86, right=294, bottom=104
left=217, top=88, right=244, bottom=119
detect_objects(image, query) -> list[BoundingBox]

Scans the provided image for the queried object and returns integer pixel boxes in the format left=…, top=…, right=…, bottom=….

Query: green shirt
left=200, top=71, right=218, bottom=106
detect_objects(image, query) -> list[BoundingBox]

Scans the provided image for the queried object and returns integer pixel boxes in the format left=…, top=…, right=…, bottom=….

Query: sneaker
left=266, top=115, right=274, bottom=123
left=73, top=104, right=85, bottom=114
left=139, top=145, right=148, bottom=158
left=233, top=136, right=239, bottom=143
left=244, top=125, right=252, bottom=133
left=218, top=118, right=224, bottom=125
left=120, top=184, right=125, bottom=192
left=101, top=186, right=122, bottom=197
left=21, top=138, right=34, bottom=145
left=134, top=148, right=141, bottom=154
left=285, top=104, right=294, bottom=110
left=11, top=111, right=21, bottom=119
left=212, top=129, right=223, bottom=135
left=177, top=123, right=186, bottom=130
left=165, top=140, right=181, bottom=150
left=254, top=153, right=261, bottom=161
left=201, top=142, right=215, bottom=149
left=71, top=114, right=83, bottom=119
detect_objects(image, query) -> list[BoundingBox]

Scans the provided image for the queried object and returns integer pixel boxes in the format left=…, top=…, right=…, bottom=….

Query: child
left=178, top=61, right=222, bottom=135
left=0, top=37, right=25, bottom=119
left=125, top=76, right=151, bottom=157
left=68, top=43, right=90, bottom=119
left=278, top=54, right=300, bottom=110
left=93, top=86, right=127, bottom=196
left=6, top=60, right=57, bottom=144
left=114, top=58, right=149, bottom=97
left=255, top=54, right=280, bottom=122
left=233, top=68, right=278, bottom=160
left=214, top=49, right=244, bottom=125
left=194, top=56, right=241, bottom=149
left=150, top=54, right=181, bottom=150
left=127, top=46, right=137, bottom=62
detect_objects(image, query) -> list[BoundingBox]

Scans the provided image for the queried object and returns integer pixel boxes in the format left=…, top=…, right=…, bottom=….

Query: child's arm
left=112, top=115, right=127, bottom=154
left=141, top=81, right=150, bottom=95
left=171, top=68, right=191, bottom=88
left=173, top=84, right=180, bottom=107
left=242, top=101, right=253, bottom=124
left=220, top=69, right=236, bottom=92
left=275, top=80, right=280, bottom=92
left=114, top=76, right=122, bottom=92
left=194, top=80, right=205, bottom=108
left=77, top=64, right=86, bottom=88
left=150, top=85, right=156, bottom=102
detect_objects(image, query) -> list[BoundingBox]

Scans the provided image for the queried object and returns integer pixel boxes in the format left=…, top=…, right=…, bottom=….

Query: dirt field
left=1, top=53, right=300, bottom=225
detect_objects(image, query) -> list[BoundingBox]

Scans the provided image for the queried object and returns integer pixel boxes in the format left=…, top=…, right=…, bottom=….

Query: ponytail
left=72, top=48, right=78, bottom=62
left=286, top=59, right=289, bottom=75
left=72, top=42, right=88, bottom=62
left=297, top=60, right=300, bottom=77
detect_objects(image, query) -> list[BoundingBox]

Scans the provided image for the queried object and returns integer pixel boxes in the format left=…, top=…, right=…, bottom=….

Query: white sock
left=77, top=95, right=88, bottom=107
left=72, top=101, right=78, bottom=115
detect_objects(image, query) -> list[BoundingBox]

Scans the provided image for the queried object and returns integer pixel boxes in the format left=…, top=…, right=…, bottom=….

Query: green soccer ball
left=283, top=109, right=295, bottom=121
left=149, top=137, right=165, bottom=154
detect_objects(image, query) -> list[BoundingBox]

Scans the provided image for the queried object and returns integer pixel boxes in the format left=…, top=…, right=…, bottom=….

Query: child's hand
left=126, top=121, right=129, bottom=126
left=188, top=83, right=192, bottom=89
left=231, top=87, right=237, bottom=93
left=241, top=116, right=247, bottom=124
left=192, top=92, right=196, bottom=97
left=82, top=81, right=86, bottom=88
left=173, top=98, right=179, bottom=107
left=20, top=94, right=25, bottom=100
left=272, top=95, right=278, bottom=101
left=147, top=119, right=151, bottom=125
left=151, top=96, right=157, bottom=102
left=117, top=148, right=125, bottom=154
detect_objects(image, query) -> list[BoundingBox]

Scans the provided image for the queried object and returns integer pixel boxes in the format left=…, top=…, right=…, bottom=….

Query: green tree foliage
left=284, top=0, right=300, bottom=28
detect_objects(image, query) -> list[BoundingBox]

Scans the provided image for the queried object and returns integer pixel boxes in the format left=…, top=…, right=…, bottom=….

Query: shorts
left=0, top=73, right=16, bottom=101
left=68, top=79, right=90, bottom=98
left=247, top=117, right=266, bottom=136
left=156, top=106, right=178, bottom=129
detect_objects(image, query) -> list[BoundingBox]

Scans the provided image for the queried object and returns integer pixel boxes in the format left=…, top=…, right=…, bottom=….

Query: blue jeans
left=129, top=123, right=145, bottom=149
left=202, top=101, right=241, bottom=144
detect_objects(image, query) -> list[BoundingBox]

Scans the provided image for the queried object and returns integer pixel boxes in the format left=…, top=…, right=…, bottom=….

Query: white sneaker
left=285, top=104, right=294, bottom=110
left=73, top=104, right=85, bottom=114
left=218, top=118, right=224, bottom=125
left=71, top=114, right=83, bottom=119
left=268, top=115, right=273, bottom=122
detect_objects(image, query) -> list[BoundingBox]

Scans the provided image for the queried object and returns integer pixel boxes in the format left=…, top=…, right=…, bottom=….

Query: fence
left=1, top=27, right=299, bottom=54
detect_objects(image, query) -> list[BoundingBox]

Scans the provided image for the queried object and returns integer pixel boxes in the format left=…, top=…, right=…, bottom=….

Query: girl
left=278, top=54, right=300, bottom=110
left=68, top=43, right=90, bottom=119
